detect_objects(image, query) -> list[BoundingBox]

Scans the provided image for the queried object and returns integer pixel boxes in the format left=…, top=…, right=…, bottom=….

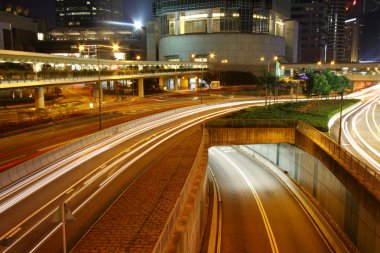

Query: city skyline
left=9, top=0, right=153, bottom=27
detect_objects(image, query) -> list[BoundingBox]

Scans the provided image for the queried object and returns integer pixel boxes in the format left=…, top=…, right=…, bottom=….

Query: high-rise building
left=291, top=0, right=329, bottom=63
left=327, top=0, right=346, bottom=62
left=345, top=0, right=380, bottom=62
left=151, top=0, right=297, bottom=73
left=56, top=0, right=123, bottom=28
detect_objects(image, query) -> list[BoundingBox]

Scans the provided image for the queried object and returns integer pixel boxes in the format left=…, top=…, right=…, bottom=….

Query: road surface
left=0, top=101, right=256, bottom=252
left=209, top=146, right=333, bottom=253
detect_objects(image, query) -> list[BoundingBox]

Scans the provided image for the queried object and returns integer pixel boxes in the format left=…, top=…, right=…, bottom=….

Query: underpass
left=209, top=146, right=337, bottom=253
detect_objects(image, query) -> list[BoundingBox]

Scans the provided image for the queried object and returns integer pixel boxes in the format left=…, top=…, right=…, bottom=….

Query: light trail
left=339, top=84, right=380, bottom=171
left=211, top=147, right=279, bottom=253
left=0, top=101, right=254, bottom=252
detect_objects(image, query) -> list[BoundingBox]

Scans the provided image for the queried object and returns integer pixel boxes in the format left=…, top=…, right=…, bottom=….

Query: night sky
left=8, top=0, right=153, bottom=27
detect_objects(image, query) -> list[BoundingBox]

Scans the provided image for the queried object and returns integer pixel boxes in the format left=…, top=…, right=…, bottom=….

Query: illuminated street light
left=78, top=43, right=120, bottom=131
left=260, top=56, right=279, bottom=108
left=136, top=55, right=141, bottom=60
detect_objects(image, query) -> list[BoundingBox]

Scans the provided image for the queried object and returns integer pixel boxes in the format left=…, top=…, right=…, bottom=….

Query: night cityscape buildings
left=55, top=0, right=124, bottom=28
left=291, top=0, right=329, bottom=63
left=38, top=0, right=145, bottom=60
left=151, top=0, right=296, bottom=73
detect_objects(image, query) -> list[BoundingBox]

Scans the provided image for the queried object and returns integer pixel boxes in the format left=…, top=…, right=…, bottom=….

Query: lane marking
left=213, top=147, right=279, bottom=253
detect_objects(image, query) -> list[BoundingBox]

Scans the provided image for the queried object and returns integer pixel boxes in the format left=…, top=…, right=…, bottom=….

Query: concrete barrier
left=0, top=103, right=209, bottom=189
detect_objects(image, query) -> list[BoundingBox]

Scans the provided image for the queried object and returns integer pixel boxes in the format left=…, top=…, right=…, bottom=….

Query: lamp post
left=338, top=92, right=344, bottom=145
left=79, top=43, right=119, bottom=131
left=260, top=56, right=278, bottom=108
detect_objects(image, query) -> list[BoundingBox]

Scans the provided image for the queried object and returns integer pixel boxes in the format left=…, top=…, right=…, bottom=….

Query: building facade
left=56, top=0, right=123, bottom=28
left=152, top=0, right=297, bottom=73
left=327, top=0, right=346, bottom=62
left=0, top=11, right=47, bottom=52
left=291, top=0, right=329, bottom=63
left=42, top=1, right=146, bottom=60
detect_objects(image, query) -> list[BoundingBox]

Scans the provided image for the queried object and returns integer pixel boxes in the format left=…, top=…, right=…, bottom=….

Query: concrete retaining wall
left=245, top=143, right=380, bottom=253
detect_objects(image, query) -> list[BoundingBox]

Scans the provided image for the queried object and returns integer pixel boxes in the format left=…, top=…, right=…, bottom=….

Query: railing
left=152, top=127, right=206, bottom=253
left=206, top=119, right=297, bottom=128
left=296, top=121, right=380, bottom=190
left=0, top=69, right=204, bottom=89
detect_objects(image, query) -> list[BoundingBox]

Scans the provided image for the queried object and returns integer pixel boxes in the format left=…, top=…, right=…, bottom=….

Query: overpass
left=0, top=50, right=206, bottom=109
left=281, top=62, right=380, bottom=89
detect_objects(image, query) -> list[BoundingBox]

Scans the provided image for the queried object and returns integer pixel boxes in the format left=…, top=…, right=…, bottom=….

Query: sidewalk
left=73, top=128, right=203, bottom=253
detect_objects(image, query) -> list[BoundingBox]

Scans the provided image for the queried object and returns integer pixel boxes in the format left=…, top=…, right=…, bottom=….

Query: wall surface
left=245, top=143, right=380, bottom=253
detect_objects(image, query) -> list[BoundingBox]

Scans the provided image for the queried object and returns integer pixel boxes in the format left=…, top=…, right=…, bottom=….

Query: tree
left=312, top=73, right=330, bottom=96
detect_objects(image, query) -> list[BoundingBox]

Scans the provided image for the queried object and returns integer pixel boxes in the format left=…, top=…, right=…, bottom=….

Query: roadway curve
left=0, top=101, right=258, bottom=252
left=330, top=84, right=380, bottom=171
left=209, top=146, right=333, bottom=253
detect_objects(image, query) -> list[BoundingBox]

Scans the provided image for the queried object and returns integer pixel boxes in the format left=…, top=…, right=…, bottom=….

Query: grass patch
left=223, top=99, right=359, bottom=132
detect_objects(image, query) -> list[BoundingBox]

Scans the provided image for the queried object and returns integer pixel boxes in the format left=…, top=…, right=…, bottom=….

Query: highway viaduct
left=0, top=50, right=205, bottom=109
left=281, top=62, right=380, bottom=91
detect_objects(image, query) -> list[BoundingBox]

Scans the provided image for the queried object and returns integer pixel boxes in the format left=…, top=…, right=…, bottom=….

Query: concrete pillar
left=138, top=78, right=144, bottom=97
left=34, top=87, right=45, bottom=109
left=180, top=77, right=189, bottom=90
left=106, top=81, right=111, bottom=90
left=195, top=77, right=199, bottom=91
left=175, top=12, right=180, bottom=35
left=174, top=75, right=178, bottom=92
left=159, top=77, right=164, bottom=90
left=207, top=9, right=213, bottom=33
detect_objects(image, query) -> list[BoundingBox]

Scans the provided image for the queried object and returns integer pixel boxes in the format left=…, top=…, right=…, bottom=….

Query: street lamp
left=79, top=43, right=120, bottom=131
left=260, top=56, right=279, bottom=108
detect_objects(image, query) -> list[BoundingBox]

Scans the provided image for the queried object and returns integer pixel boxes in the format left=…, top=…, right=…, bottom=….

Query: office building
left=56, top=0, right=123, bottom=28
left=151, top=0, right=298, bottom=73
left=291, top=0, right=329, bottom=63
left=327, top=0, right=346, bottom=62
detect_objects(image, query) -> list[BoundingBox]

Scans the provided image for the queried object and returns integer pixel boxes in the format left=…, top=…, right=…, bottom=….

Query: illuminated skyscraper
left=291, top=0, right=329, bottom=63
left=56, top=0, right=123, bottom=28
left=152, top=0, right=297, bottom=72
left=327, top=0, right=347, bottom=62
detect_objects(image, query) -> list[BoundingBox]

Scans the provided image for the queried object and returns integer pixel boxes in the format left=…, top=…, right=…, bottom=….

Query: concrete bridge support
left=34, top=87, right=45, bottom=109
left=174, top=75, right=179, bottom=92
left=138, top=78, right=144, bottom=97
left=159, top=77, right=164, bottom=90
left=180, top=77, right=189, bottom=90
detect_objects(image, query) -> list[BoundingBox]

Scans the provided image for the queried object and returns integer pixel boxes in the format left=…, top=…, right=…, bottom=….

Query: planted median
left=218, top=99, right=359, bottom=132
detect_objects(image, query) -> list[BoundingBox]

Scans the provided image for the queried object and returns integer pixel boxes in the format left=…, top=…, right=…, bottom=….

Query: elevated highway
left=0, top=50, right=205, bottom=109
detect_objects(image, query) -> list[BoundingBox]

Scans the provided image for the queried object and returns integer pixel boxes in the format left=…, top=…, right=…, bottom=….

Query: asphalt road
left=209, top=146, right=332, bottom=253
left=0, top=93, right=235, bottom=171
left=330, top=84, right=380, bottom=171
left=0, top=101, right=256, bottom=252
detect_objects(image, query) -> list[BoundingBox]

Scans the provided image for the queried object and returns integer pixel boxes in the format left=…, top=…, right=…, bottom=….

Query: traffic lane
left=209, top=146, right=331, bottom=253
left=209, top=153, right=272, bottom=253
left=339, top=98, right=380, bottom=170
left=4, top=126, right=202, bottom=253
left=0, top=104, right=246, bottom=249
left=0, top=96, right=226, bottom=170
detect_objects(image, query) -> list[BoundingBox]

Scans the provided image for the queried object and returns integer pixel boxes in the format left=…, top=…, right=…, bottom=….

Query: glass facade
left=154, top=0, right=290, bottom=37
left=56, top=0, right=123, bottom=28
